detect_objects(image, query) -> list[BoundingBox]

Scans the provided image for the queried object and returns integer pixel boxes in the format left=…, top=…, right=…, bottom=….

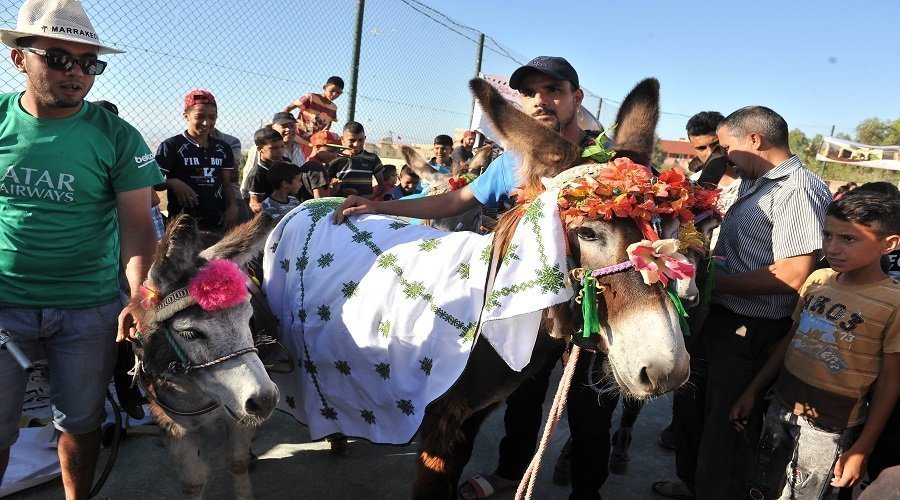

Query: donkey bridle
left=133, top=324, right=259, bottom=417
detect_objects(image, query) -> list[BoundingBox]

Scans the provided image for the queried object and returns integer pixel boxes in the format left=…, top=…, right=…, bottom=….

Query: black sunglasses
left=20, top=47, right=107, bottom=75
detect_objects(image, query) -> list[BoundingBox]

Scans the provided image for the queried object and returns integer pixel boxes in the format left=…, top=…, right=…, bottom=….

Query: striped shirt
left=713, top=155, right=831, bottom=319
left=295, top=93, right=337, bottom=140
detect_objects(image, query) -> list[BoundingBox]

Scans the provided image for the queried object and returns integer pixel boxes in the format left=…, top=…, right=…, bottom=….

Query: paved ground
left=7, top=366, right=679, bottom=499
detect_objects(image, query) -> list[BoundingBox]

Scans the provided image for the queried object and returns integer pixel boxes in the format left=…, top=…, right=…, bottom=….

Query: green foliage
left=651, top=136, right=667, bottom=169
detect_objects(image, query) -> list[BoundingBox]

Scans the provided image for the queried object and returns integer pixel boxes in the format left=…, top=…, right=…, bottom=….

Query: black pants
left=676, top=304, right=792, bottom=499
left=494, top=344, right=617, bottom=500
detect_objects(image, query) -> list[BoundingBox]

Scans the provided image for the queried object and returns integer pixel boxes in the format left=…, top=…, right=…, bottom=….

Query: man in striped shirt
left=656, top=106, right=832, bottom=500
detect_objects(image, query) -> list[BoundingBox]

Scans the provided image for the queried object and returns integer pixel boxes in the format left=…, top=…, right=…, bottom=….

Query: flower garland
left=556, top=157, right=721, bottom=227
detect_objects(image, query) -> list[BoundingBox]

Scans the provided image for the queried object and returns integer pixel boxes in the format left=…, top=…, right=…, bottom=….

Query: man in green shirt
left=0, top=1, right=163, bottom=497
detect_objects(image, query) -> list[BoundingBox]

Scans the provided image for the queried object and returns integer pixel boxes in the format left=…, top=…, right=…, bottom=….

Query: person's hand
left=729, top=390, right=757, bottom=432
left=831, top=446, right=867, bottom=488
left=333, top=195, right=380, bottom=225
left=117, top=302, right=142, bottom=343
left=168, top=178, right=199, bottom=208
left=221, top=204, right=240, bottom=230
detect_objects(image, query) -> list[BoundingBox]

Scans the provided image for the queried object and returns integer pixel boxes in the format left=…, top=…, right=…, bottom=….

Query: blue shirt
left=468, top=152, right=522, bottom=207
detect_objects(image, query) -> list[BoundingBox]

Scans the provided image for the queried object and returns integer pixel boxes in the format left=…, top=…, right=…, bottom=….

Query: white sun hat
left=0, top=0, right=124, bottom=54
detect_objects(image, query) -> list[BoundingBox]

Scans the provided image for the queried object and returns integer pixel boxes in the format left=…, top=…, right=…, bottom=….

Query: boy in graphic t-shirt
left=730, top=190, right=900, bottom=499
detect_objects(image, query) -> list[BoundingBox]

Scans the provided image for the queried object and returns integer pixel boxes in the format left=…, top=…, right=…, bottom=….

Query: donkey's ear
left=199, top=213, right=275, bottom=266
left=469, top=78, right=580, bottom=188
left=611, top=78, right=660, bottom=168
left=150, top=214, right=203, bottom=291
left=466, top=145, right=493, bottom=176
left=401, top=146, right=445, bottom=187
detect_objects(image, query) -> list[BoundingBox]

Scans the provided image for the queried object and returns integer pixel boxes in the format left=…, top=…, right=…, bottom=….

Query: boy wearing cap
left=284, top=76, right=345, bottom=157
left=452, top=130, right=477, bottom=171
left=297, top=130, right=348, bottom=201
left=0, top=0, right=163, bottom=496
left=155, top=89, right=239, bottom=233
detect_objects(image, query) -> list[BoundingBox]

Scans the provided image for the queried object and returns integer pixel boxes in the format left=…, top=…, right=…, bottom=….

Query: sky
left=1, top=0, right=897, bottom=149
left=417, top=0, right=899, bottom=141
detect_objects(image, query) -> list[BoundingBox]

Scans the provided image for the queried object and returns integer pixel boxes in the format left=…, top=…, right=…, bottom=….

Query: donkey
left=131, top=214, right=280, bottom=500
left=400, top=144, right=494, bottom=233
left=410, top=77, right=718, bottom=498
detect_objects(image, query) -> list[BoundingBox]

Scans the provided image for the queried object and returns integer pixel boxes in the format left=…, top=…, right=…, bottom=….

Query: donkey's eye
left=575, top=227, right=598, bottom=241
left=178, top=329, right=204, bottom=340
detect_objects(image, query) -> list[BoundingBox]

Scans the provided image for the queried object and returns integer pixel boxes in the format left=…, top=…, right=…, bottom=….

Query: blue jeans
left=0, top=300, right=121, bottom=449
left=751, top=399, right=861, bottom=500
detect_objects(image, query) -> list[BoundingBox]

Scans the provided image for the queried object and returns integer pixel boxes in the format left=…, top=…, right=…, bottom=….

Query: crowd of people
left=0, top=1, right=898, bottom=500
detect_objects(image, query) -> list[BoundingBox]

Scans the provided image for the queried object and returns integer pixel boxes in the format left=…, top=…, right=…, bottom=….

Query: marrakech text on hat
left=508, top=56, right=579, bottom=91
left=0, top=0, right=124, bottom=55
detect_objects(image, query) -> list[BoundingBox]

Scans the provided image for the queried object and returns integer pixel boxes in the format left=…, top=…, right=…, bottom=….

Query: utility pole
left=469, top=33, right=485, bottom=129
left=347, top=0, right=365, bottom=122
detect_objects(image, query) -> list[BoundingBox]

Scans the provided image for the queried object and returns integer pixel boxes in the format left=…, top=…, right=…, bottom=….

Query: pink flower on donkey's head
left=188, top=259, right=248, bottom=311
left=626, top=239, right=695, bottom=287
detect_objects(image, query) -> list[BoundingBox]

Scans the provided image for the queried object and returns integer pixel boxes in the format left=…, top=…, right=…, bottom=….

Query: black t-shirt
left=297, top=160, right=329, bottom=202
left=155, top=133, right=234, bottom=228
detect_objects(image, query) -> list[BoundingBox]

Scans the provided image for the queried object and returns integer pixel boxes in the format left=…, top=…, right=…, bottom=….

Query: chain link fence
left=1, top=0, right=624, bottom=166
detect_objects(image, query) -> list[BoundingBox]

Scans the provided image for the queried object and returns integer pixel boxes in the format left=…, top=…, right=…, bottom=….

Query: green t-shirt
left=0, top=93, right=164, bottom=308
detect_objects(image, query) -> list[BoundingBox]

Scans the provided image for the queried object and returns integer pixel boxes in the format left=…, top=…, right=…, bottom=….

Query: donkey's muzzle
left=245, top=384, right=279, bottom=420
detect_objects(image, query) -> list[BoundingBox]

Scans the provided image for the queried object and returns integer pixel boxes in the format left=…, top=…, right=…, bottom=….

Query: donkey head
left=471, top=76, right=699, bottom=398
left=137, top=214, right=279, bottom=425
left=400, top=145, right=485, bottom=232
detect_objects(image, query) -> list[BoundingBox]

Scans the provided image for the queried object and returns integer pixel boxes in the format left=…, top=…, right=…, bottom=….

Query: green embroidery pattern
left=484, top=197, right=566, bottom=311
left=389, top=220, right=408, bottom=230
left=375, top=362, right=391, bottom=380
left=341, top=281, right=359, bottom=299
left=317, top=253, right=334, bottom=268
left=379, top=320, right=391, bottom=338
left=335, top=360, right=351, bottom=375
left=419, top=357, right=433, bottom=376
left=295, top=256, right=308, bottom=271
left=480, top=244, right=493, bottom=264
left=396, top=399, right=415, bottom=416
left=317, top=305, right=331, bottom=321
left=361, top=409, right=376, bottom=424
left=418, top=239, right=440, bottom=252
left=280, top=259, right=289, bottom=272
left=503, top=243, right=520, bottom=264
left=457, top=263, right=470, bottom=279
left=345, top=219, right=476, bottom=341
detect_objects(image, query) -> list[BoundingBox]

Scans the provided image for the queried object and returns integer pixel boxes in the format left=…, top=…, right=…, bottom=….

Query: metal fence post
left=347, top=0, right=366, bottom=123
left=596, top=98, right=603, bottom=121
left=468, top=33, right=485, bottom=129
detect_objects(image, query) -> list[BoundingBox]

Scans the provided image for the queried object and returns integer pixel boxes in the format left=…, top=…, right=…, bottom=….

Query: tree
left=651, top=136, right=667, bottom=170
left=855, top=118, right=890, bottom=145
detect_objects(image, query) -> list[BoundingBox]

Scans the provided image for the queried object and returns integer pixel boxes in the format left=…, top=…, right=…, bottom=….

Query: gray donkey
left=132, top=214, right=279, bottom=499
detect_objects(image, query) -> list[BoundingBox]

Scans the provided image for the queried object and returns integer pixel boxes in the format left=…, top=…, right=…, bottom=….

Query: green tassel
left=581, top=277, right=601, bottom=338
left=665, top=287, right=691, bottom=337
left=702, top=257, right=716, bottom=304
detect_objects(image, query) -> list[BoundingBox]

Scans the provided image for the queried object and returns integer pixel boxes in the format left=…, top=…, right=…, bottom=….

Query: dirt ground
left=5, top=365, right=683, bottom=500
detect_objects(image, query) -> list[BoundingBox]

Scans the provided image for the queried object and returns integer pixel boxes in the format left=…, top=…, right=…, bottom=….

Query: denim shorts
left=0, top=300, right=121, bottom=449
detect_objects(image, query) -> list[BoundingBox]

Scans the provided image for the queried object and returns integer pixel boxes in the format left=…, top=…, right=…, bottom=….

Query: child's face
left=323, top=84, right=343, bottom=102
left=399, top=173, right=419, bottom=194
left=433, top=144, right=452, bottom=162
left=386, top=173, right=399, bottom=185
left=183, top=104, right=217, bottom=138
left=343, top=131, right=366, bottom=155
left=288, top=174, right=302, bottom=194
left=822, top=215, right=898, bottom=273
left=258, top=139, right=285, bottom=163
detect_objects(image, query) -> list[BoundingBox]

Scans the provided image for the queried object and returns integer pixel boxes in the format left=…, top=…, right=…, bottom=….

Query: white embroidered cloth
left=263, top=192, right=572, bottom=444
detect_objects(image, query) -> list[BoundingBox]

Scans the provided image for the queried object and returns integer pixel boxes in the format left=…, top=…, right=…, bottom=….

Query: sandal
left=459, top=474, right=516, bottom=499
left=652, top=480, right=695, bottom=499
